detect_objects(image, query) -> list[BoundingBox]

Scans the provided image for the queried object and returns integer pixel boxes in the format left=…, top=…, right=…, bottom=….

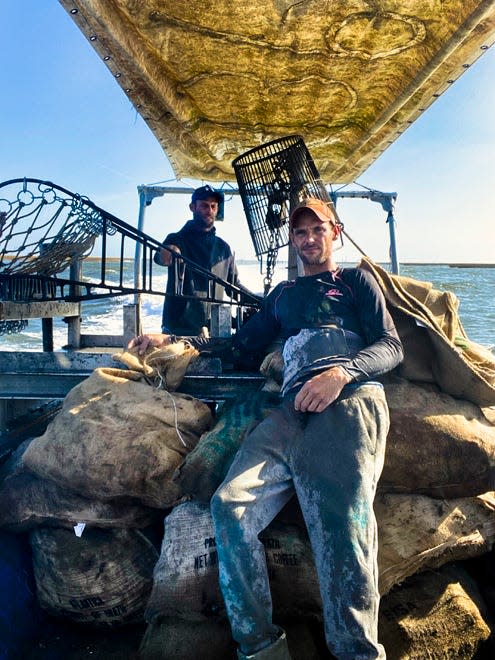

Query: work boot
left=237, top=630, right=291, bottom=660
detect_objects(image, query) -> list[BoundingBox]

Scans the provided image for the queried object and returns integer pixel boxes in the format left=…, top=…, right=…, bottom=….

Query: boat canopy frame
left=136, top=183, right=400, bottom=279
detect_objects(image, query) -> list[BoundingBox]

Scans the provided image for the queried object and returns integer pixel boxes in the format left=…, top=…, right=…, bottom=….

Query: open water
left=1, top=261, right=494, bottom=352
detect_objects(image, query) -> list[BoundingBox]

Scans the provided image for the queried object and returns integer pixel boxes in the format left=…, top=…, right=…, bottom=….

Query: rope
left=341, top=225, right=369, bottom=259
left=154, top=373, right=187, bottom=448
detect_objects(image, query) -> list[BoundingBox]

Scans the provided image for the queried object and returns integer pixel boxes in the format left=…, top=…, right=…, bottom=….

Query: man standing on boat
left=154, top=184, right=251, bottom=336
left=131, top=197, right=403, bottom=659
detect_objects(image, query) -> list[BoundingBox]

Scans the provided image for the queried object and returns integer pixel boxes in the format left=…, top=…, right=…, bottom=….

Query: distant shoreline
left=403, top=263, right=495, bottom=268
left=2, top=255, right=494, bottom=268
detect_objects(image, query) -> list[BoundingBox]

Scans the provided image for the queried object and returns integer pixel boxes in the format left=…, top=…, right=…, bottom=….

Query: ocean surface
left=1, top=261, right=494, bottom=351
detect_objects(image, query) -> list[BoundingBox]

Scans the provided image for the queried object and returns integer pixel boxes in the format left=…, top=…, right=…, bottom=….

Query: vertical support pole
left=135, top=189, right=147, bottom=294
left=131, top=188, right=148, bottom=340
left=67, top=258, right=82, bottom=348
left=41, top=318, right=54, bottom=352
left=39, top=243, right=54, bottom=352
left=210, top=304, right=232, bottom=337
left=387, top=210, right=400, bottom=275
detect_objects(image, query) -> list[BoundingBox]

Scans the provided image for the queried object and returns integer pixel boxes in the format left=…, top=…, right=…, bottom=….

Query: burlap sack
left=259, top=350, right=285, bottom=390
left=146, top=492, right=495, bottom=622
left=145, top=501, right=224, bottom=622
left=173, top=390, right=279, bottom=501
left=381, top=379, right=495, bottom=498
left=30, top=526, right=159, bottom=627
left=22, top=367, right=213, bottom=508
left=0, top=474, right=161, bottom=533
left=359, top=257, right=495, bottom=406
left=376, top=491, right=495, bottom=595
left=145, top=500, right=320, bottom=623
left=113, top=341, right=199, bottom=391
left=379, top=564, right=490, bottom=659
left=0, top=439, right=159, bottom=532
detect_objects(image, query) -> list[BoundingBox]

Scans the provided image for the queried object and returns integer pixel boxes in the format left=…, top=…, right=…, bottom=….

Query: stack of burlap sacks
left=1, top=260, right=495, bottom=659
left=0, top=343, right=215, bottom=627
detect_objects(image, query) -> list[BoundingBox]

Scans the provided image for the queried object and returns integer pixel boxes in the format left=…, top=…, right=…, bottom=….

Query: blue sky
left=1, top=1, right=494, bottom=264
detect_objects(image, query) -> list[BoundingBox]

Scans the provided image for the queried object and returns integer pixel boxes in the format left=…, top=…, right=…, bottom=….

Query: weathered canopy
left=60, top=1, right=495, bottom=182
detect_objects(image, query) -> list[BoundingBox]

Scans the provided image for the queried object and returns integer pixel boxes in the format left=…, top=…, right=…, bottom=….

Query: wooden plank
left=0, top=350, right=257, bottom=400
left=0, top=372, right=87, bottom=400
left=0, top=301, right=80, bottom=320
left=79, top=335, right=125, bottom=348
left=0, top=370, right=264, bottom=400
left=0, top=351, right=116, bottom=374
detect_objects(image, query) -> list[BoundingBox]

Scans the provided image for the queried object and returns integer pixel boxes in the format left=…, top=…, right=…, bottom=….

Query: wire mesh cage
left=232, top=135, right=331, bottom=258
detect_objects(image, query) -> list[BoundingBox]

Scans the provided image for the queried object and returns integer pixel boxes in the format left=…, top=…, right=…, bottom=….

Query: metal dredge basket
left=232, top=135, right=331, bottom=258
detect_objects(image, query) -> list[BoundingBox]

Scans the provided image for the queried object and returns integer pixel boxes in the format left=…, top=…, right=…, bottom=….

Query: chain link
left=263, top=231, right=280, bottom=296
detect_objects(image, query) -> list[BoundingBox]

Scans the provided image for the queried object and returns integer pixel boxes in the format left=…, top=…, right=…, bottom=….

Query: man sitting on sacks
left=129, top=197, right=404, bottom=660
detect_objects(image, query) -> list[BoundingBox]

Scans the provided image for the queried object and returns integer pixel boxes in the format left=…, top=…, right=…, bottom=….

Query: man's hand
left=157, top=244, right=181, bottom=266
left=127, top=333, right=172, bottom=355
left=294, top=366, right=351, bottom=413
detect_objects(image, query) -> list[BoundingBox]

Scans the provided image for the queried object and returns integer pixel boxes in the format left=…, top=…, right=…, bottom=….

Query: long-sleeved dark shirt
left=189, top=267, right=403, bottom=389
left=155, top=220, right=238, bottom=335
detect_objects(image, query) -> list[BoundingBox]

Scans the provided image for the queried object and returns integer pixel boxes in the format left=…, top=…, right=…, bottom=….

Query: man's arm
left=339, top=269, right=403, bottom=382
left=128, top=284, right=282, bottom=367
left=127, top=333, right=174, bottom=354
left=154, top=244, right=181, bottom=267
left=154, top=230, right=183, bottom=267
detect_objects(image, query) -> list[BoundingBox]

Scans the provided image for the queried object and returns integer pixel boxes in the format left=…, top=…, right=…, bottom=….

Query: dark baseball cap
left=191, top=185, right=224, bottom=204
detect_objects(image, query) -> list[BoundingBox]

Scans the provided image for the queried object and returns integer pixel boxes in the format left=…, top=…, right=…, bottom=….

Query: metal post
left=386, top=209, right=400, bottom=275
left=331, top=189, right=399, bottom=274
left=134, top=188, right=147, bottom=296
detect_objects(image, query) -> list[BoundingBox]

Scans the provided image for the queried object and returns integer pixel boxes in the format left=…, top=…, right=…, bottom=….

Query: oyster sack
left=381, top=380, right=495, bottom=498
left=113, top=341, right=199, bottom=391
left=376, top=491, right=495, bottom=595
left=29, top=526, right=159, bottom=627
left=23, top=367, right=213, bottom=508
left=379, top=564, right=490, bottom=659
left=0, top=439, right=159, bottom=531
left=360, top=258, right=495, bottom=406
left=139, top=616, right=235, bottom=660
left=174, top=390, right=279, bottom=501
left=145, top=500, right=321, bottom=622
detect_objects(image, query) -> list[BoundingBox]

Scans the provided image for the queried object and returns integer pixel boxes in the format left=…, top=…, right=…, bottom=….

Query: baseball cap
left=289, top=197, right=336, bottom=229
left=191, top=185, right=224, bottom=204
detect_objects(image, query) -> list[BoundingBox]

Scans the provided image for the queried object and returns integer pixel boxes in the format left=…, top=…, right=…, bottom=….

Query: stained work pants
left=211, top=384, right=389, bottom=659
